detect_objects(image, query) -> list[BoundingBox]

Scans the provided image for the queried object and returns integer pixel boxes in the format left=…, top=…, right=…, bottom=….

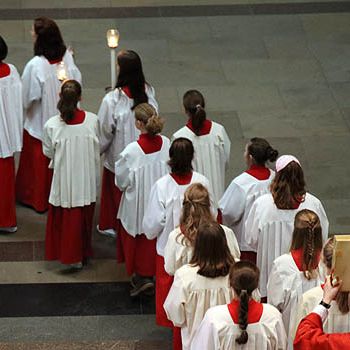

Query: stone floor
left=0, top=1, right=350, bottom=348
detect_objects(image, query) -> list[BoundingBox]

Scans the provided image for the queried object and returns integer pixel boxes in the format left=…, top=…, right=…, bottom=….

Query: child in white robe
left=164, top=182, right=240, bottom=276
left=244, top=155, right=329, bottom=298
left=114, top=103, right=170, bottom=296
left=143, top=138, right=215, bottom=330
left=164, top=222, right=236, bottom=350
left=219, top=137, right=278, bottom=263
left=0, top=36, right=23, bottom=233
left=43, top=80, right=99, bottom=270
left=98, top=50, right=158, bottom=238
left=295, top=237, right=350, bottom=335
left=267, top=209, right=323, bottom=348
left=172, top=89, right=230, bottom=203
left=191, top=261, right=287, bottom=350
left=16, top=17, right=81, bottom=213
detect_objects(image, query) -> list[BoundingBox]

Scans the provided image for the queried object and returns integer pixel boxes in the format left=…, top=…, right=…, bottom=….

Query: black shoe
left=130, top=276, right=154, bottom=297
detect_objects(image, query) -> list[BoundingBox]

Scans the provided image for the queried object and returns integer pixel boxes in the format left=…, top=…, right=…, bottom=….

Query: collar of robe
left=228, top=299, right=263, bottom=324
left=245, top=164, right=270, bottom=180
left=137, top=133, right=162, bottom=154
left=0, top=62, right=10, bottom=78
left=170, top=172, right=193, bottom=185
left=186, top=118, right=212, bottom=136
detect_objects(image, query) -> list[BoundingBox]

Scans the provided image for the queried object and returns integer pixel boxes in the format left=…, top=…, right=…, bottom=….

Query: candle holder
left=56, top=61, right=67, bottom=82
left=106, top=29, right=120, bottom=89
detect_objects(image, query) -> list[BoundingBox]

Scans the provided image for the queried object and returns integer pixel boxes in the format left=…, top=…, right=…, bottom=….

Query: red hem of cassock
left=45, top=203, right=95, bottom=264
left=0, top=157, right=16, bottom=227
left=116, top=222, right=156, bottom=277
left=15, top=130, right=52, bottom=213
left=172, top=326, right=182, bottom=350
left=98, top=167, right=122, bottom=231
left=155, top=254, right=174, bottom=328
left=240, top=251, right=257, bottom=265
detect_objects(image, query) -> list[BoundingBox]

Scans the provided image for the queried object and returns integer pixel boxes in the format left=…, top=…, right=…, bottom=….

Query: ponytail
left=134, top=103, right=164, bottom=136
left=235, top=290, right=249, bottom=345
left=183, top=90, right=206, bottom=136
left=57, top=80, right=81, bottom=123
left=248, top=138, right=278, bottom=165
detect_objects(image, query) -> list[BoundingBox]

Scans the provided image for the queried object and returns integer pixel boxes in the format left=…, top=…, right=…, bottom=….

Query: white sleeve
left=221, top=126, right=231, bottom=168
left=164, top=232, right=177, bottom=276
left=275, top=311, right=288, bottom=350
left=114, top=152, right=132, bottom=191
left=267, top=262, right=287, bottom=313
left=219, top=181, right=246, bottom=228
left=317, top=200, right=329, bottom=243
left=163, top=271, right=187, bottom=327
left=244, top=199, right=260, bottom=251
left=204, top=177, right=218, bottom=212
left=146, top=85, right=159, bottom=113
left=98, top=95, right=116, bottom=154
left=191, top=310, right=220, bottom=350
left=21, top=62, right=41, bottom=110
left=142, top=183, right=166, bottom=239
left=224, top=226, right=241, bottom=260
left=42, top=123, right=54, bottom=159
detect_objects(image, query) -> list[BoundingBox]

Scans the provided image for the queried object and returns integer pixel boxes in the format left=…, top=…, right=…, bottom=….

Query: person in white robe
left=98, top=50, right=158, bottom=238
left=164, top=183, right=240, bottom=276
left=244, top=155, right=329, bottom=298
left=219, top=137, right=278, bottom=261
left=42, top=80, right=99, bottom=270
left=0, top=35, right=22, bottom=232
left=267, top=209, right=323, bottom=349
left=295, top=237, right=350, bottom=336
left=192, top=261, right=286, bottom=350
left=164, top=222, right=236, bottom=350
left=172, top=89, right=230, bottom=203
left=16, top=17, right=81, bottom=213
left=114, top=103, right=169, bottom=296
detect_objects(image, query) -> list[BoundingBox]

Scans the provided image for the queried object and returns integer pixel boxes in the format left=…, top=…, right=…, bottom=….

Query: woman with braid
left=192, top=261, right=286, bottom=349
left=267, top=209, right=323, bottom=348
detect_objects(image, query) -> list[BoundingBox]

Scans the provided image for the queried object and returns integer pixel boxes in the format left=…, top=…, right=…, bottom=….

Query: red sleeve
left=216, top=209, right=223, bottom=224
left=294, top=313, right=350, bottom=350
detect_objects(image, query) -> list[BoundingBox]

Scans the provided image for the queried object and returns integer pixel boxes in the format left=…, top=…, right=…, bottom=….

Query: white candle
left=56, top=62, right=67, bottom=81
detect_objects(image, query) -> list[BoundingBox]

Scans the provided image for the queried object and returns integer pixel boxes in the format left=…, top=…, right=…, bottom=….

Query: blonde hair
left=179, top=183, right=215, bottom=245
left=134, top=103, right=163, bottom=136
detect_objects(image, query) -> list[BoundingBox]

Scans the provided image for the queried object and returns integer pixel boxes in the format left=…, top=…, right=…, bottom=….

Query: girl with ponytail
left=172, top=89, right=231, bottom=203
left=267, top=209, right=323, bottom=347
left=220, top=137, right=278, bottom=264
left=192, top=261, right=286, bottom=349
left=115, top=103, right=170, bottom=296
left=43, top=80, right=100, bottom=271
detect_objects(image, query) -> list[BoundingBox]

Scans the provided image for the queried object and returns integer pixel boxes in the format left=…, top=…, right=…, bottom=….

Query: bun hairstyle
left=183, top=90, right=206, bottom=136
left=248, top=137, right=278, bottom=165
left=323, top=237, right=350, bottom=314
left=116, top=50, right=148, bottom=109
left=34, top=17, right=66, bottom=61
left=270, top=161, right=306, bottom=209
left=134, top=103, right=163, bottom=136
left=290, top=209, right=323, bottom=280
left=0, top=36, right=8, bottom=61
left=168, top=138, right=194, bottom=175
left=229, top=261, right=260, bottom=345
left=190, top=221, right=235, bottom=278
left=179, top=183, right=215, bottom=245
left=57, top=80, right=82, bottom=123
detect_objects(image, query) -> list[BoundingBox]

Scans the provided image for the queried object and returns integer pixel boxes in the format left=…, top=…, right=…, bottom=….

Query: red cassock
left=0, top=157, right=16, bottom=227
left=294, top=313, right=350, bottom=350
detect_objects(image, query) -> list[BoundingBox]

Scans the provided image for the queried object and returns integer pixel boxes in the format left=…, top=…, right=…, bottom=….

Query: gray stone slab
left=154, top=86, right=181, bottom=114
left=78, top=63, right=110, bottom=89
left=322, top=199, right=350, bottom=234
left=81, top=88, right=108, bottom=114
left=0, top=20, right=26, bottom=42
left=341, top=108, right=350, bottom=130
left=329, top=82, right=350, bottom=108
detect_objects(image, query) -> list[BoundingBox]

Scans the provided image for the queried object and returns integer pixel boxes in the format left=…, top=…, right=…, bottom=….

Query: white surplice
left=172, top=121, right=230, bottom=203
left=219, top=170, right=274, bottom=252
left=115, top=135, right=170, bottom=236
left=244, top=192, right=329, bottom=297
left=164, top=264, right=233, bottom=350
left=42, top=112, right=100, bottom=208
left=98, top=84, right=158, bottom=173
left=0, top=64, right=23, bottom=158
left=22, top=50, right=82, bottom=141
left=164, top=225, right=240, bottom=276
left=142, top=171, right=215, bottom=256
left=267, top=253, right=321, bottom=349
left=191, top=303, right=287, bottom=350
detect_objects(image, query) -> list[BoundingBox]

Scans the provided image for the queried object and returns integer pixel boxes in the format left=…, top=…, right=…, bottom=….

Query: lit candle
left=56, top=62, right=67, bottom=81
left=107, top=29, right=119, bottom=49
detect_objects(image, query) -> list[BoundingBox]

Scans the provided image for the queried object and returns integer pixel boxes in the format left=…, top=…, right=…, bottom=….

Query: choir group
left=0, top=16, right=349, bottom=350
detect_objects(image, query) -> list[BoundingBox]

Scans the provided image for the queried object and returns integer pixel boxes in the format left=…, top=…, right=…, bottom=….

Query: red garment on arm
left=294, top=312, right=350, bottom=350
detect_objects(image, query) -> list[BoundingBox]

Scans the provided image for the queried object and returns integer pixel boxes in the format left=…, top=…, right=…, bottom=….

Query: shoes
left=130, top=274, right=155, bottom=297
left=96, top=225, right=116, bottom=238
left=60, top=262, right=83, bottom=274
left=0, top=226, right=17, bottom=233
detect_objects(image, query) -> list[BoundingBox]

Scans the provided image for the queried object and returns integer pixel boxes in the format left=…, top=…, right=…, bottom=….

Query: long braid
left=235, top=290, right=249, bottom=345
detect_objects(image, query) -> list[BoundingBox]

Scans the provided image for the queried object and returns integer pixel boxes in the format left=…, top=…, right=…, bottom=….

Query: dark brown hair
left=229, top=261, right=260, bottom=345
left=116, top=50, right=148, bottom=109
left=270, top=161, right=306, bottom=209
left=57, top=80, right=82, bottom=123
left=248, top=138, right=278, bottom=166
left=183, top=90, right=206, bottom=136
left=34, top=17, right=66, bottom=61
left=134, top=103, right=163, bottom=136
left=179, top=183, right=215, bottom=245
left=0, top=35, right=8, bottom=61
left=323, top=237, right=350, bottom=314
left=168, top=138, right=194, bottom=175
left=290, top=209, right=323, bottom=280
left=190, top=222, right=235, bottom=278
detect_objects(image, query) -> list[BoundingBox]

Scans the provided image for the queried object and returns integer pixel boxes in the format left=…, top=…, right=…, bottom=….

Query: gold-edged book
left=332, top=235, right=350, bottom=292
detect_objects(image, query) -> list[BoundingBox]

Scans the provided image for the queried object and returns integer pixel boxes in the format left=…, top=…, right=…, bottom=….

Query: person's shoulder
left=262, top=303, right=283, bottom=318
left=255, top=192, right=273, bottom=206
left=44, top=114, right=61, bottom=128
left=192, top=171, right=209, bottom=184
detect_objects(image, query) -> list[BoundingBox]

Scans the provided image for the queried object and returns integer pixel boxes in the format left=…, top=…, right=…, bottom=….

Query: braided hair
left=183, top=90, right=206, bottom=136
